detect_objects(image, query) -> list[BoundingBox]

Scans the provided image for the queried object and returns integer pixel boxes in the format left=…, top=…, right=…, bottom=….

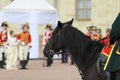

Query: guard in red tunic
left=17, top=23, right=32, bottom=69
left=100, top=28, right=111, bottom=80
left=102, top=28, right=111, bottom=57
left=0, top=21, right=8, bottom=68
left=42, top=24, right=53, bottom=67
left=87, top=26, right=98, bottom=41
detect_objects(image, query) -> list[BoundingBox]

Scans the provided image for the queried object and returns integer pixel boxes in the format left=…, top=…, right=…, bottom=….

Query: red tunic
left=17, top=31, right=31, bottom=44
left=43, top=30, right=52, bottom=43
left=0, top=31, right=8, bottom=45
left=102, top=46, right=113, bottom=56
left=102, top=33, right=112, bottom=56
left=103, top=33, right=110, bottom=46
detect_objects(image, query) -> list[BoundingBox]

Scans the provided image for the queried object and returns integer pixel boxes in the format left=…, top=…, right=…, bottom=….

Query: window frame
left=75, top=0, right=91, bottom=21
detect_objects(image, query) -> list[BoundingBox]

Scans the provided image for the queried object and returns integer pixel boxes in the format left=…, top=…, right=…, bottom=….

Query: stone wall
left=48, top=0, right=120, bottom=36
left=0, top=0, right=120, bottom=36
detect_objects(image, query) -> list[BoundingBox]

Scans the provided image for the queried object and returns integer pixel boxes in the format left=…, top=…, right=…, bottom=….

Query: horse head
left=43, top=18, right=74, bottom=58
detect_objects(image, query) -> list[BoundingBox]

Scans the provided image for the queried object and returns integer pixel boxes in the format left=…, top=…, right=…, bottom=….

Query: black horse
left=43, top=19, right=105, bottom=80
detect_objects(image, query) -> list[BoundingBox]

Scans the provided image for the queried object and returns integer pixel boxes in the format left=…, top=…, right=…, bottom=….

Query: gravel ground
left=0, top=60, right=82, bottom=80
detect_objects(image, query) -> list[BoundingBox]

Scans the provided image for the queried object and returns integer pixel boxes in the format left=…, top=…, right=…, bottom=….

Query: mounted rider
left=101, top=13, right=120, bottom=80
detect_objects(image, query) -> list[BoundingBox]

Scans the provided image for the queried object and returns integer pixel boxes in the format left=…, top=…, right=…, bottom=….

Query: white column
left=29, top=12, right=39, bottom=59
left=29, top=23, right=39, bottom=58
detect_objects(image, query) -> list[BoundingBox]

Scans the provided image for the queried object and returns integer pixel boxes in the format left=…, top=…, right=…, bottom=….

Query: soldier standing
left=0, top=21, right=8, bottom=68
left=42, top=24, right=53, bottom=67
left=17, top=23, right=32, bottom=69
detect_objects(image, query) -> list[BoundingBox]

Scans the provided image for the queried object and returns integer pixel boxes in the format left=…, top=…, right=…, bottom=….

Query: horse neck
left=63, top=27, right=93, bottom=72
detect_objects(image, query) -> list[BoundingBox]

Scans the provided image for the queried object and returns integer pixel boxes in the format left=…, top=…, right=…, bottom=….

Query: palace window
left=76, top=0, right=91, bottom=20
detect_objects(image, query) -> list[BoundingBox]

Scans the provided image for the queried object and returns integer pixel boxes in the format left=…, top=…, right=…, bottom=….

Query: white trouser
left=19, top=45, right=29, bottom=61
left=0, top=46, right=6, bottom=61
left=6, top=46, right=18, bottom=70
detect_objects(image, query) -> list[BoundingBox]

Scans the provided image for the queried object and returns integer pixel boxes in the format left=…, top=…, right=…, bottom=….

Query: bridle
left=47, top=31, right=62, bottom=56
left=47, top=41, right=55, bottom=56
left=47, top=24, right=67, bottom=57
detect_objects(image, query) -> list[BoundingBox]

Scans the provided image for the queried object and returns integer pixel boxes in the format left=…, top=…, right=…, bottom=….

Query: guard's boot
left=2, top=53, right=6, bottom=65
left=21, top=61, right=26, bottom=69
left=0, top=61, right=4, bottom=68
left=46, top=59, right=50, bottom=67
left=26, top=52, right=30, bottom=65
left=20, top=61, right=23, bottom=69
left=24, top=60, right=28, bottom=68
left=23, top=60, right=27, bottom=69
left=46, top=58, right=52, bottom=67
left=19, top=61, right=22, bottom=66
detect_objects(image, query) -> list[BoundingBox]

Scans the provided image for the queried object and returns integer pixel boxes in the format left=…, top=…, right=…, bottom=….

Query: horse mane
left=63, top=25, right=104, bottom=72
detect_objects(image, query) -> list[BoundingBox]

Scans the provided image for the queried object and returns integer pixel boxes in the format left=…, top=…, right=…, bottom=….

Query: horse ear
left=64, top=18, right=74, bottom=26
left=70, top=18, right=74, bottom=25
left=58, top=21, right=62, bottom=29
left=67, top=18, right=74, bottom=25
